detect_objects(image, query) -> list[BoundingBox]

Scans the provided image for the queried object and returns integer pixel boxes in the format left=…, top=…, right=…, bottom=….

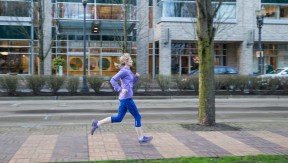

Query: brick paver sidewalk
left=1, top=124, right=288, bottom=163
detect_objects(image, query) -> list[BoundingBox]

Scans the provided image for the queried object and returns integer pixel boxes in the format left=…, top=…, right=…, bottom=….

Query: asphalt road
left=0, top=98, right=287, bottom=127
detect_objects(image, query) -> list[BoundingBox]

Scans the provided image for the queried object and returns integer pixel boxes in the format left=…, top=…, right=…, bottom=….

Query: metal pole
left=80, top=1, right=89, bottom=92
left=30, top=0, right=34, bottom=75
left=258, top=24, right=262, bottom=74
left=152, top=41, right=155, bottom=79
left=256, top=8, right=265, bottom=75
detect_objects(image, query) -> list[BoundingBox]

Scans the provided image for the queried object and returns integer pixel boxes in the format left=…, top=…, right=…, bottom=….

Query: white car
left=259, top=67, right=288, bottom=78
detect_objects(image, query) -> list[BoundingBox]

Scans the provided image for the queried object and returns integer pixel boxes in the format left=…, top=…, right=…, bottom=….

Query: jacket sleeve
left=110, top=70, right=125, bottom=92
left=133, top=76, right=139, bottom=84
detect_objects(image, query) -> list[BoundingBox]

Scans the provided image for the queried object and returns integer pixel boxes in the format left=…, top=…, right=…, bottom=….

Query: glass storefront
left=171, top=42, right=227, bottom=75
left=253, top=43, right=288, bottom=72
left=0, top=40, right=32, bottom=74
left=51, top=0, right=137, bottom=77
left=51, top=35, right=137, bottom=76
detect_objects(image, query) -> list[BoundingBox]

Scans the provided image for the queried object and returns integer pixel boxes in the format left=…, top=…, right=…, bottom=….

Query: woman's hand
left=135, top=72, right=140, bottom=77
left=121, top=89, right=128, bottom=94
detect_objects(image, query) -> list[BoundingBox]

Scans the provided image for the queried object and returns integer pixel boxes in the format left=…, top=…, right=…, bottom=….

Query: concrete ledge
left=0, top=95, right=288, bottom=101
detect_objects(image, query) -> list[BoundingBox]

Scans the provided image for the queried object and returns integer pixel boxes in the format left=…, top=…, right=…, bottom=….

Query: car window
left=269, top=69, right=284, bottom=74
left=215, top=67, right=226, bottom=74
left=189, top=70, right=199, bottom=75
left=226, top=67, right=238, bottom=74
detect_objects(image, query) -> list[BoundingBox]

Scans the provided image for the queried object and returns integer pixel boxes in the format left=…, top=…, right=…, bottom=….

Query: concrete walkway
left=1, top=123, right=288, bottom=163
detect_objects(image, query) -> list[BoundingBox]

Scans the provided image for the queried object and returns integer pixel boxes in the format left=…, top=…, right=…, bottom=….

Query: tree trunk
left=196, top=0, right=215, bottom=125
left=38, top=0, right=44, bottom=75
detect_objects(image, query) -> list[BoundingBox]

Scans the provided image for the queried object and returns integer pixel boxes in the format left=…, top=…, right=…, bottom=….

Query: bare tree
left=196, top=0, right=222, bottom=126
left=112, top=0, right=148, bottom=54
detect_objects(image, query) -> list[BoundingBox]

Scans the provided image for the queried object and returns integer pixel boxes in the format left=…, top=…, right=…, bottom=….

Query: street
left=0, top=98, right=287, bottom=127
left=1, top=97, right=288, bottom=162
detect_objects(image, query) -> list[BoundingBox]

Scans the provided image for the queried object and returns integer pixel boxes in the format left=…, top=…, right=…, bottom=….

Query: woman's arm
left=133, top=72, right=140, bottom=84
left=110, top=70, right=125, bottom=92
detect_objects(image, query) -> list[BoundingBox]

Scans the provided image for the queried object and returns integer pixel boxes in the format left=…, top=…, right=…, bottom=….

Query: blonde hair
left=114, top=53, right=131, bottom=69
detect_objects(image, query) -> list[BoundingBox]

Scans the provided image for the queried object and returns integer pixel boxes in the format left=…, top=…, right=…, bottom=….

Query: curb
left=0, top=95, right=288, bottom=101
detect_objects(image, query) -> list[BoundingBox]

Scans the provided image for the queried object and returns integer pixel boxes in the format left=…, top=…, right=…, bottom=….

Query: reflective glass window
left=0, top=1, right=30, bottom=17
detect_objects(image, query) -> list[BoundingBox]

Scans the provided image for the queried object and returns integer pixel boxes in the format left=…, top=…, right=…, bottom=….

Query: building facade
left=0, top=0, right=288, bottom=77
left=151, top=0, right=288, bottom=76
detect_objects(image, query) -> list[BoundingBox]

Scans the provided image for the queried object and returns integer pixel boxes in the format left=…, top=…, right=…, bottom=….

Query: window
left=262, top=0, right=288, bottom=19
left=157, top=0, right=236, bottom=20
left=0, top=1, right=30, bottom=17
left=149, top=42, right=159, bottom=75
left=57, top=3, right=95, bottom=19
left=171, top=42, right=227, bottom=75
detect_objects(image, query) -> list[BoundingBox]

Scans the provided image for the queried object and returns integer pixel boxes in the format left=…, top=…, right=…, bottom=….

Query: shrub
left=221, top=76, right=237, bottom=91
left=189, top=76, right=199, bottom=91
left=248, top=76, right=262, bottom=91
left=25, top=75, right=47, bottom=94
left=156, top=75, right=171, bottom=92
left=140, top=74, right=153, bottom=92
left=0, top=76, right=19, bottom=95
left=173, top=75, right=191, bottom=91
left=46, top=75, right=66, bottom=94
left=67, top=76, right=80, bottom=94
left=132, top=78, right=142, bottom=92
left=234, top=75, right=251, bottom=92
left=267, top=77, right=281, bottom=90
left=280, top=77, right=288, bottom=91
left=87, top=75, right=104, bottom=93
left=214, top=76, right=224, bottom=90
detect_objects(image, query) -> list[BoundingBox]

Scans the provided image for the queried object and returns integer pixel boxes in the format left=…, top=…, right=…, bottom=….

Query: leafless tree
left=196, top=0, right=222, bottom=126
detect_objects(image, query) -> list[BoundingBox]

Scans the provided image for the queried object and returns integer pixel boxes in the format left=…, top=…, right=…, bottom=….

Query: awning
left=56, top=19, right=136, bottom=35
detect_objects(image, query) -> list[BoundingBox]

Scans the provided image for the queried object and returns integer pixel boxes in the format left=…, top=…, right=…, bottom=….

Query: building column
left=237, top=0, right=255, bottom=75
left=159, top=40, right=171, bottom=75
left=136, top=0, right=149, bottom=75
left=43, top=0, right=52, bottom=75
left=238, top=40, right=254, bottom=75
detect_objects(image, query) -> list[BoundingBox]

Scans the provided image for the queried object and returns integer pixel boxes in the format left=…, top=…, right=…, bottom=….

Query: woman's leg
left=97, top=117, right=111, bottom=126
left=126, top=99, right=153, bottom=143
left=111, top=100, right=127, bottom=123
left=91, top=100, right=127, bottom=135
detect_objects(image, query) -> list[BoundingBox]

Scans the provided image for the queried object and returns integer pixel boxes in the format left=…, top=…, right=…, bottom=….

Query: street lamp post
left=256, top=7, right=265, bottom=74
left=80, top=0, right=89, bottom=93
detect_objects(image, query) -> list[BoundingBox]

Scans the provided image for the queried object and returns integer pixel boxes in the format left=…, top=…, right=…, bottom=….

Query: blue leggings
left=111, top=98, right=142, bottom=127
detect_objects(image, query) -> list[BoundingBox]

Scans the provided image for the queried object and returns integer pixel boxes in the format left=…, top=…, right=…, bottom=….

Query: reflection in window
left=280, top=6, right=288, bottom=18
left=264, top=5, right=278, bottom=18
left=57, top=3, right=94, bottom=19
left=0, top=54, right=29, bottom=74
left=216, top=4, right=236, bottom=19
left=158, top=0, right=235, bottom=19
left=263, top=5, right=288, bottom=19
left=96, top=5, right=135, bottom=20
left=0, top=1, right=30, bottom=17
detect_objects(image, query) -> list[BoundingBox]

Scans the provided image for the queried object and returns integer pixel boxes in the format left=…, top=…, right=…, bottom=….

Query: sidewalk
left=1, top=123, right=288, bottom=163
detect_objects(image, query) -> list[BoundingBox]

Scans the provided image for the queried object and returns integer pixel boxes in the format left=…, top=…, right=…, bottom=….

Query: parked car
left=258, top=67, right=288, bottom=78
left=187, top=66, right=239, bottom=90
left=257, top=67, right=288, bottom=90
left=189, top=66, right=239, bottom=76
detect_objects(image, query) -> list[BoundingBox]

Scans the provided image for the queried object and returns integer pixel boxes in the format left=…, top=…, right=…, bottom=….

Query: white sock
left=135, top=127, right=144, bottom=140
left=97, top=117, right=111, bottom=126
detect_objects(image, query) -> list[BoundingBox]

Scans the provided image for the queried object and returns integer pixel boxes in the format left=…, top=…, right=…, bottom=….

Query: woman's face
left=126, top=57, right=133, bottom=67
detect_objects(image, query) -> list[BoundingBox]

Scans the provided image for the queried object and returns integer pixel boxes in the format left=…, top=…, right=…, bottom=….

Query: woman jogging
left=90, top=53, right=153, bottom=144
